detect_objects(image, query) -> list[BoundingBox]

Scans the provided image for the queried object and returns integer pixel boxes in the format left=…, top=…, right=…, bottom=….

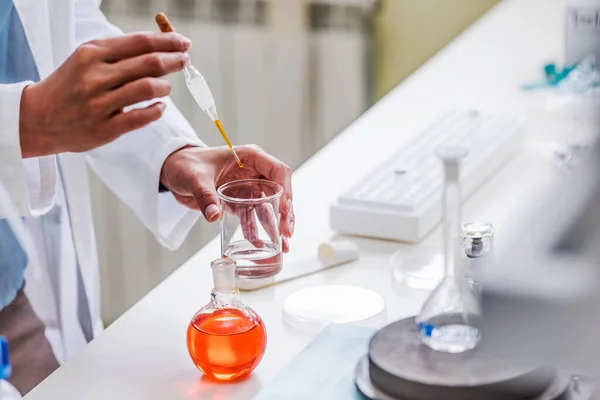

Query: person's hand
left=159, top=145, right=294, bottom=252
left=19, top=32, right=192, bottom=158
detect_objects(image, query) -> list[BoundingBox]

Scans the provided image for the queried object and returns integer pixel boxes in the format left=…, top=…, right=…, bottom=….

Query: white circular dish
left=282, top=285, right=386, bottom=332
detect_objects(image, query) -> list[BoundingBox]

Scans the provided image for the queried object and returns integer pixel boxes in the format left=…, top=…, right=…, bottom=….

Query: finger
left=228, top=186, right=261, bottom=247
left=106, top=101, right=166, bottom=138
left=256, top=203, right=278, bottom=244
left=282, top=237, right=290, bottom=253
left=255, top=195, right=279, bottom=245
left=106, top=78, right=171, bottom=114
left=188, top=182, right=221, bottom=223
left=239, top=206, right=263, bottom=248
left=240, top=146, right=294, bottom=237
left=242, top=208, right=259, bottom=246
left=106, top=52, right=189, bottom=90
left=280, top=197, right=294, bottom=239
left=172, top=193, right=201, bottom=211
left=100, top=32, right=191, bottom=63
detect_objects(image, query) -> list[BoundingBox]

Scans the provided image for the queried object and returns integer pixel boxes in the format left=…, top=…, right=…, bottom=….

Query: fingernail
left=289, top=220, right=294, bottom=236
left=157, top=102, right=166, bottom=111
left=182, top=53, right=190, bottom=63
left=182, top=38, right=192, bottom=51
left=286, top=199, right=293, bottom=214
left=205, top=204, right=219, bottom=222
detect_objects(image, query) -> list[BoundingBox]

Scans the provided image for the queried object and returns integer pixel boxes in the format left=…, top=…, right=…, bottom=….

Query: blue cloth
left=0, top=0, right=40, bottom=84
left=251, top=325, right=375, bottom=400
left=0, top=0, right=40, bottom=308
left=0, top=220, right=28, bottom=308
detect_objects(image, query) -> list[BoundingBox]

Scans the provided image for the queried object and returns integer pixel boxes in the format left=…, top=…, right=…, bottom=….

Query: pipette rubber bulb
left=155, top=13, right=174, bottom=33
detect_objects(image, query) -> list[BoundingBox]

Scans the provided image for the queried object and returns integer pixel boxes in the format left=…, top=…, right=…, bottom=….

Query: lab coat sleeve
left=74, top=0, right=204, bottom=250
left=0, top=82, right=57, bottom=218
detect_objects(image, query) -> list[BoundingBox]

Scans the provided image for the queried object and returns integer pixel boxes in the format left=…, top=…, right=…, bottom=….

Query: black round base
left=355, top=356, right=573, bottom=400
left=359, top=317, right=572, bottom=400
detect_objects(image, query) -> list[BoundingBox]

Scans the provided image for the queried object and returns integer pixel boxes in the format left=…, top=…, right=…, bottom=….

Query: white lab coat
left=0, top=0, right=202, bottom=361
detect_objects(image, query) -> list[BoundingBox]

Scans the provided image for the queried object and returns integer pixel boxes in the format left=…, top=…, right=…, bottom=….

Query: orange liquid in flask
left=187, top=308, right=267, bottom=381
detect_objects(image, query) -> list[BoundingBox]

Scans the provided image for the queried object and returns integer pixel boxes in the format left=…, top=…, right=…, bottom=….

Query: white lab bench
left=25, top=0, right=588, bottom=398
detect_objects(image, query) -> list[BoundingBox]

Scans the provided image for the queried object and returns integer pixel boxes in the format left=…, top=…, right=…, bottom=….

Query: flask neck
left=210, top=258, right=237, bottom=293
left=437, top=146, right=468, bottom=279
left=443, top=180, right=461, bottom=278
left=211, top=288, right=239, bottom=307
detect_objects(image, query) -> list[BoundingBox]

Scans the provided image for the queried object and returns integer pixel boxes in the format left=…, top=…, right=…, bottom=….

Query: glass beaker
left=186, top=258, right=267, bottom=381
left=217, top=179, right=283, bottom=279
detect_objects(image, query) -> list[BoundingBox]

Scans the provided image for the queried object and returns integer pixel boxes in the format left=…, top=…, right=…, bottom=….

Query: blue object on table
left=522, top=62, right=578, bottom=90
left=0, top=336, right=11, bottom=380
left=252, top=324, right=375, bottom=400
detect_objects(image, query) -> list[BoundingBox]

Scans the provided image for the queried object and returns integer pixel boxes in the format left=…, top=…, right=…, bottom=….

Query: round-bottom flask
left=186, top=258, right=267, bottom=381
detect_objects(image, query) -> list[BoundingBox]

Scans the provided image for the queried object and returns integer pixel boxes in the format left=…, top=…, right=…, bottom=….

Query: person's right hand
left=19, top=32, right=192, bottom=158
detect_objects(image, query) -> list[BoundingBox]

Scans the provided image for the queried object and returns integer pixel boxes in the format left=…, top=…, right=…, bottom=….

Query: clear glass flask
left=218, top=179, right=283, bottom=279
left=416, top=147, right=481, bottom=353
left=186, top=258, right=267, bottom=381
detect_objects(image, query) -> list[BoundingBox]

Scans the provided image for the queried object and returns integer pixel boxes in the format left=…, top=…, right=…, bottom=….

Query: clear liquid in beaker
left=223, top=240, right=282, bottom=279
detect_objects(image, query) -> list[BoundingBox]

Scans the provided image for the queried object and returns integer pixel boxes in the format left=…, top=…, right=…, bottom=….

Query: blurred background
left=93, top=0, right=499, bottom=325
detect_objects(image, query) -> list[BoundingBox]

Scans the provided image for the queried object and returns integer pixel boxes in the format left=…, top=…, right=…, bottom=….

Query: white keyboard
left=330, top=110, right=525, bottom=242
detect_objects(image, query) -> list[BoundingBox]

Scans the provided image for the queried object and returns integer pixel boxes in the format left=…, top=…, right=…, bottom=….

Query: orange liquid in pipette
left=214, top=120, right=243, bottom=168
left=186, top=308, right=266, bottom=381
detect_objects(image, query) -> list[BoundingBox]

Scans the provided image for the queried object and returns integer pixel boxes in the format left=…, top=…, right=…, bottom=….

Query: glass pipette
left=155, top=13, right=243, bottom=168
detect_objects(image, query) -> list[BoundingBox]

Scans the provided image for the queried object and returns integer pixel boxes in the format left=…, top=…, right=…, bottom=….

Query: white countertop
left=26, top=0, right=589, bottom=398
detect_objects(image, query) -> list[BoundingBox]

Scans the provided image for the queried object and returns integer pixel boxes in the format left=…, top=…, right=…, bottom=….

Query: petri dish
left=391, top=245, right=444, bottom=290
left=282, top=285, right=386, bottom=332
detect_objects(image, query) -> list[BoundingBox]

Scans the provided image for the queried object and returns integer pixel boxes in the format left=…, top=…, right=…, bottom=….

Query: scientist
left=0, top=0, right=294, bottom=394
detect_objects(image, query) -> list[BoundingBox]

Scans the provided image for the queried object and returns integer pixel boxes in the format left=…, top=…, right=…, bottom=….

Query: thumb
left=191, top=182, right=221, bottom=223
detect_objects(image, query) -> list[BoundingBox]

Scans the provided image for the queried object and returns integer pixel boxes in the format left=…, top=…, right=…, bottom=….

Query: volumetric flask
left=416, top=147, right=481, bottom=354
left=218, top=179, right=283, bottom=279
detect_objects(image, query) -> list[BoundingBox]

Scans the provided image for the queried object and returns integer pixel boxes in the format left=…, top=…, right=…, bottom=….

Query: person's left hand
left=159, top=145, right=294, bottom=252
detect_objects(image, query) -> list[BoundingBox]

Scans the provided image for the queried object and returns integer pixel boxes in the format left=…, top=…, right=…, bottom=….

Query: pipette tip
left=232, top=150, right=244, bottom=168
